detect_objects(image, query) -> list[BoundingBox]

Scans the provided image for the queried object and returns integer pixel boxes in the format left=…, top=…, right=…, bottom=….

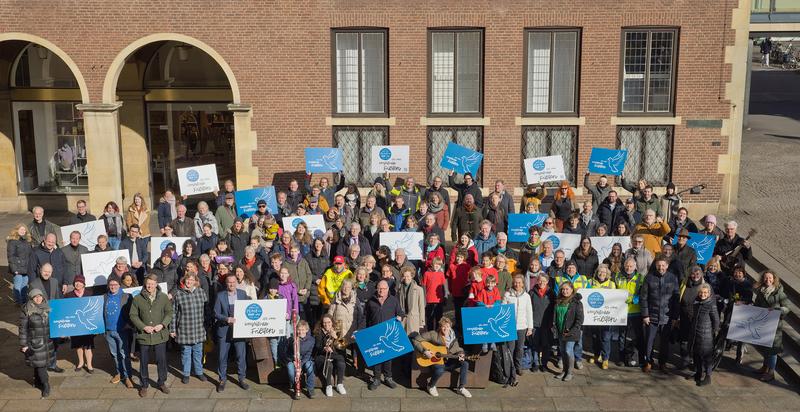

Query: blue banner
left=507, top=213, right=548, bottom=242
left=235, top=186, right=278, bottom=218
left=588, top=148, right=628, bottom=176
left=461, top=303, right=517, bottom=344
left=305, top=148, right=343, bottom=173
left=673, top=232, right=717, bottom=264
left=353, top=318, right=413, bottom=367
left=49, top=296, right=105, bottom=338
left=439, top=142, right=483, bottom=176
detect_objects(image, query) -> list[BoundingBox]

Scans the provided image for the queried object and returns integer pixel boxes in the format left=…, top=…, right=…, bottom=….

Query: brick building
left=0, top=0, right=751, bottom=218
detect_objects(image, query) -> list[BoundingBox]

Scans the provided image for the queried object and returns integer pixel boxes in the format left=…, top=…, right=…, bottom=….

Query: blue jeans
left=104, top=330, right=132, bottom=379
left=286, top=359, right=315, bottom=392
left=181, top=342, right=204, bottom=377
left=591, top=326, right=612, bottom=361
left=430, top=359, right=469, bottom=388
left=13, top=274, right=29, bottom=304
left=559, top=339, right=576, bottom=372
left=217, top=339, right=247, bottom=381
left=574, top=331, right=583, bottom=363
left=763, top=354, right=778, bottom=370
left=108, top=237, right=121, bottom=250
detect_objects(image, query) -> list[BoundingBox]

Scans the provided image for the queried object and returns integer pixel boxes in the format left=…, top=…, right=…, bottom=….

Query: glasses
left=544, top=221, right=554, bottom=225
left=258, top=205, right=267, bottom=208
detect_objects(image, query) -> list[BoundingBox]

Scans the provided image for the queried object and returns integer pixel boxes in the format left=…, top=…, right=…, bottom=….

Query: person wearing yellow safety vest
left=317, top=256, right=354, bottom=308
left=588, top=265, right=616, bottom=369
left=614, top=257, right=645, bottom=367
left=554, top=261, right=590, bottom=370
left=378, top=173, right=422, bottom=213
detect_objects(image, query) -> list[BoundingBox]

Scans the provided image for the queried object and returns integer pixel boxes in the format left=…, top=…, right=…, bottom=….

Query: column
left=77, top=102, right=124, bottom=216
left=0, top=90, right=20, bottom=209
left=228, top=103, right=259, bottom=189
left=117, top=91, right=150, bottom=205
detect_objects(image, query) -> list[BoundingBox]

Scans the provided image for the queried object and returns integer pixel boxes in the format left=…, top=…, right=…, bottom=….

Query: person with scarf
left=503, top=275, right=533, bottom=385
left=550, top=181, right=576, bottom=233
left=753, top=270, right=790, bottom=382
left=398, top=267, right=426, bottom=334
left=448, top=170, right=483, bottom=208
left=529, top=274, right=555, bottom=372
left=423, top=233, right=446, bottom=272
left=524, top=258, right=546, bottom=292
left=427, top=191, right=450, bottom=231
left=194, top=201, right=219, bottom=239
left=518, top=226, right=542, bottom=271
left=27, top=206, right=60, bottom=247
left=450, top=194, right=481, bottom=241
left=102, top=201, right=126, bottom=250
left=19, top=288, right=54, bottom=398
left=482, top=192, right=507, bottom=233
left=318, top=256, right=353, bottom=308
left=448, top=233, right=478, bottom=267
left=125, top=193, right=151, bottom=237
left=157, top=190, right=178, bottom=234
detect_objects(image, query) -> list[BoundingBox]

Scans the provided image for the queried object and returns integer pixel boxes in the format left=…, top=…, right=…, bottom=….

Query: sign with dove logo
left=588, top=148, right=628, bottom=176
left=461, top=304, right=517, bottom=344
left=439, top=142, right=483, bottom=176
left=80, top=249, right=130, bottom=287
left=371, top=145, right=410, bottom=173
left=672, top=232, right=716, bottom=264
left=235, top=186, right=278, bottom=218
left=508, top=213, right=548, bottom=242
left=60, top=220, right=108, bottom=250
left=543, top=233, right=582, bottom=259
left=577, top=289, right=629, bottom=326
left=726, top=304, right=781, bottom=347
left=49, top=296, right=106, bottom=338
left=177, top=164, right=219, bottom=196
left=353, top=319, right=413, bottom=367
left=524, top=155, right=566, bottom=184
left=282, top=215, right=326, bottom=239
left=305, top=147, right=343, bottom=173
left=233, top=299, right=287, bottom=338
left=379, top=232, right=424, bottom=260
left=591, top=236, right=632, bottom=262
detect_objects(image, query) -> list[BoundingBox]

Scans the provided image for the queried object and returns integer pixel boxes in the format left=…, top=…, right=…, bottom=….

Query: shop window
left=616, top=126, right=673, bottom=186
left=429, top=29, right=484, bottom=115
left=427, top=126, right=483, bottom=184
left=521, top=126, right=578, bottom=186
left=333, top=126, right=389, bottom=186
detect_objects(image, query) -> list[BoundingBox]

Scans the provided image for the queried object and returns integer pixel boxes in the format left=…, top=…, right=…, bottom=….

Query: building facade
left=0, top=0, right=752, bottom=217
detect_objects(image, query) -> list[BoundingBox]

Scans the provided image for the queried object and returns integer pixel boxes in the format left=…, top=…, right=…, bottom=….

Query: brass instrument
left=333, top=320, right=351, bottom=350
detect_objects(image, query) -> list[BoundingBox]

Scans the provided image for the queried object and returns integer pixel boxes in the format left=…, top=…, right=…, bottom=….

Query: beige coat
left=125, top=206, right=151, bottom=237
left=328, top=291, right=358, bottom=337
left=397, top=281, right=426, bottom=334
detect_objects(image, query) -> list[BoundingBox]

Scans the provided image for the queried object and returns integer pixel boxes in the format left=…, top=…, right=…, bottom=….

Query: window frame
left=521, top=27, right=582, bottom=117
left=426, top=126, right=484, bottom=182
left=617, top=27, right=680, bottom=116
left=615, top=125, right=674, bottom=186
left=427, top=27, right=485, bottom=117
left=332, top=126, right=390, bottom=186
left=520, top=126, right=579, bottom=187
left=330, top=27, right=390, bottom=118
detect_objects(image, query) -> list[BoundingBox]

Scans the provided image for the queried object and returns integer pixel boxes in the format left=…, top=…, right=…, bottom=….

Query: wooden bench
left=409, top=351, right=492, bottom=389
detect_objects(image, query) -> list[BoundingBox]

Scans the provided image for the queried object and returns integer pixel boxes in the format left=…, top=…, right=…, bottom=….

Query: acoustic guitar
left=416, top=341, right=480, bottom=367
left=721, top=228, right=756, bottom=272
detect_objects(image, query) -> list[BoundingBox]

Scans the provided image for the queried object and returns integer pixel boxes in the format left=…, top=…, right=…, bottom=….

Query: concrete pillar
left=77, top=102, right=124, bottom=216
left=117, top=91, right=151, bottom=206
left=0, top=91, right=21, bottom=210
left=228, top=103, right=259, bottom=189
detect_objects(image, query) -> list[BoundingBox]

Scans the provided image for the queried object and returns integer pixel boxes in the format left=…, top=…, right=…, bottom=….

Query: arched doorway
left=109, top=36, right=248, bottom=209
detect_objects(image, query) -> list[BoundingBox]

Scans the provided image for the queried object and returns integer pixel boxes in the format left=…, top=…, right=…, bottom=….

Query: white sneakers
left=336, top=384, right=347, bottom=395
left=457, top=387, right=472, bottom=398
left=325, top=385, right=333, bottom=397
left=428, top=385, right=439, bottom=397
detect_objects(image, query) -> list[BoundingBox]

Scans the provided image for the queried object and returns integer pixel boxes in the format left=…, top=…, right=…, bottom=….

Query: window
left=616, top=126, right=673, bottom=186
left=427, top=126, right=483, bottom=183
left=524, top=29, right=580, bottom=114
left=521, top=126, right=578, bottom=186
left=333, top=126, right=389, bottom=186
left=332, top=29, right=388, bottom=115
left=429, top=29, right=483, bottom=115
left=620, top=28, right=678, bottom=114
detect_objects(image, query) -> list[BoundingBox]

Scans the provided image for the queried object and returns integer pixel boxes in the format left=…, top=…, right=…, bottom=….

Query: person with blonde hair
left=125, top=193, right=151, bottom=237
left=7, top=223, right=33, bottom=304
left=753, top=270, right=789, bottom=382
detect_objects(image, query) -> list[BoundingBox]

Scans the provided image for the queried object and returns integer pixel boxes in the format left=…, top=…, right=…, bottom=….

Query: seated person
left=285, top=320, right=316, bottom=399
left=412, top=317, right=472, bottom=398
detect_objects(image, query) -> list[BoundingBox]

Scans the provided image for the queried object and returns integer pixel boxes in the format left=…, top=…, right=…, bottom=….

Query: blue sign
left=461, top=304, right=517, bottom=344
left=507, top=213, right=548, bottom=242
left=245, top=303, right=263, bottom=320
left=305, top=148, right=343, bottom=173
left=353, top=319, right=413, bottom=367
left=439, top=142, right=483, bottom=176
left=587, top=292, right=605, bottom=309
left=49, top=296, right=105, bottom=338
left=588, top=148, right=628, bottom=176
left=235, top=186, right=278, bottom=218
left=673, top=232, right=717, bottom=264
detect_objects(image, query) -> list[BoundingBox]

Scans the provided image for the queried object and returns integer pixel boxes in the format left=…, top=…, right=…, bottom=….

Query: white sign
left=578, top=289, right=629, bottom=326
left=727, top=304, right=781, bottom=347
left=233, top=299, right=288, bottom=338
left=281, top=215, right=327, bottom=239
left=123, top=282, right=169, bottom=297
left=177, top=164, right=219, bottom=196
left=60, top=220, right=107, bottom=250
left=540, top=233, right=582, bottom=260
left=80, top=249, right=130, bottom=287
left=371, top=145, right=410, bottom=173
left=591, top=236, right=633, bottom=262
left=149, top=237, right=191, bottom=266
left=380, top=232, right=424, bottom=260
left=524, top=155, right=567, bottom=184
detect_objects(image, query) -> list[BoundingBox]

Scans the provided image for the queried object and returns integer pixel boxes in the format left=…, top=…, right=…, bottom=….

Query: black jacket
left=673, top=244, right=698, bottom=280
left=714, top=234, right=751, bottom=271
left=640, top=270, right=680, bottom=325
left=555, top=296, right=583, bottom=342
left=689, top=297, right=719, bottom=356
left=571, top=249, right=599, bottom=278
left=60, top=243, right=89, bottom=286
left=68, top=212, right=97, bottom=225
left=151, top=259, right=179, bottom=294
left=7, top=236, right=33, bottom=275
left=28, top=276, right=62, bottom=301
left=449, top=174, right=483, bottom=208
left=304, top=250, right=329, bottom=306
left=226, top=230, right=250, bottom=262
left=530, top=285, right=555, bottom=328
left=19, top=311, right=55, bottom=368
left=364, top=294, right=405, bottom=327
left=29, top=246, right=66, bottom=286
left=597, top=198, right=626, bottom=230
left=119, top=237, right=150, bottom=267
left=335, top=234, right=372, bottom=258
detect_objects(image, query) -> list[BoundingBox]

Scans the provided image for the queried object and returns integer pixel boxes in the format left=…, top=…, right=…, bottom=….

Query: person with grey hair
left=364, top=279, right=405, bottom=390
left=171, top=204, right=195, bottom=239
left=29, top=233, right=66, bottom=293
left=27, top=206, right=60, bottom=247
left=194, top=201, right=219, bottom=238
left=690, top=283, right=719, bottom=386
left=60, top=231, right=89, bottom=292
left=624, top=235, right=654, bottom=276
left=713, top=219, right=752, bottom=275
left=335, top=221, right=372, bottom=257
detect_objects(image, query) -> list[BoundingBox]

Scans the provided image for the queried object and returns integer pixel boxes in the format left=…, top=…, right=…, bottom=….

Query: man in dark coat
left=60, top=230, right=89, bottom=290
left=68, top=200, right=96, bottom=225
left=335, top=222, right=373, bottom=257
left=171, top=205, right=196, bottom=239
left=713, top=221, right=751, bottom=275
left=448, top=170, right=483, bottom=208
left=119, top=224, right=150, bottom=282
left=597, top=190, right=626, bottom=230
left=640, top=258, right=679, bottom=372
left=673, top=229, right=698, bottom=280
left=364, top=280, right=405, bottom=390
left=213, top=274, right=251, bottom=392
left=29, top=233, right=66, bottom=292
left=450, top=194, right=481, bottom=241
left=27, top=206, right=60, bottom=246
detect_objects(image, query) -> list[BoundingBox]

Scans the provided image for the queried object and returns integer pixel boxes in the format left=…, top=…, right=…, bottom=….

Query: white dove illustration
left=606, top=151, right=626, bottom=173
left=459, top=152, right=482, bottom=174
left=88, top=254, right=119, bottom=278
left=487, top=305, right=512, bottom=338
left=735, top=311, right=770, bottom=340
left=691, top=236, right=714, bottom=253
left=378, top=321, right=405, bottom=352
left=76, top=298, right=102, bottom=330
left=321, top=150, right=340, bottom=170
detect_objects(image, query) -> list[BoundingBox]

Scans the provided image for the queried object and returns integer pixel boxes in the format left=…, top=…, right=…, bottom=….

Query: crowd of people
left=8, top=170, right=790, bottom=399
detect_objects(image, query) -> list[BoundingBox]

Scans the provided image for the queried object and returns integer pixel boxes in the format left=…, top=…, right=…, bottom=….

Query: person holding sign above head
left=615, top=258, right=645, bottom=367
left=130, top=274, right=174, bottom=397
left=364, top=280, right=405, bottom=390
left=583, top=173, right=612, bottom=211
left=519, top=184, right=547, bottom=214
left=413, top=317, right=472, bottom=398
left=19, top=289, right=54, bottom=398
left=378, top=173, right=421, bottom=213
left=213, top=273, right=251, bottom=392
left=214, top=179, right=236, bottom=209
left=170, top=272, right=209, bottom=384
left=753, top=270, right=789, bottom=382
left=553, top=282, right=583, bottom=382
left=448, top=170, right=483, bottom=209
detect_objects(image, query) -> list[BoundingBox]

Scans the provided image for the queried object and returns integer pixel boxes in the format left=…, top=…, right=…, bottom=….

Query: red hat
left=73, top=275, right=86, bottom=285
left=333, top=256, right=345, bottom=265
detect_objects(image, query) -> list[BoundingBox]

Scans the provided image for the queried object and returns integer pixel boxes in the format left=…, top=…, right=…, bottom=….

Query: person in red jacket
left=424, top=233, right=446, bottom=273
left=449, top=233, right=478, bottom=267
left=479, top=253, right=499, bottom=284
left=422, top=257, right=449, bottom=331
left=447, top=251, right=471, bottom=330
left=465, top=267, right=485, bottom=307
left=468, top=274, right=501, bottom=354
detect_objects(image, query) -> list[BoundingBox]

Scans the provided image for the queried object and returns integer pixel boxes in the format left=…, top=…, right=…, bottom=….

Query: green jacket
left=130, top=288, right=174, bottom=345
left=215, top=204, right=238, bottom=238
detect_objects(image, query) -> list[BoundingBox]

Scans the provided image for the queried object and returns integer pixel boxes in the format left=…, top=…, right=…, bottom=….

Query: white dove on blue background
left=377, top=320, right=405, bottom=352
left=487, top=305, right=512, bottom=338
left=321, top=150, right=341, bottom=170
left=606, top=151, right=626, bottom=173
left=75, top=298, right=102, bottom=330
left=459, top=152, right=482, bottom=175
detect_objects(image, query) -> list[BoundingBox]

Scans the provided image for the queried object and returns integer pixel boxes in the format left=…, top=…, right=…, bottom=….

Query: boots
left=699, top=375, right=711, bottom=386
left=759, top=369, right=775, bottom=382
left=41, top=383, right=50, bottom=399
left=755, top=365, right=769, bottom=375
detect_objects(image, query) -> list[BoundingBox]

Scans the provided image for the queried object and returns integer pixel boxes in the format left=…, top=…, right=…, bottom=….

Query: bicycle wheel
left=712, top=325, right=728, bottom=370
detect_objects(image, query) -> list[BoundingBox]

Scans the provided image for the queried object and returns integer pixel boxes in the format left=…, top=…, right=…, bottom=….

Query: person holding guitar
left=714, top=221, right=753, bottom=276
left=412, top=317, right=473, bottom=398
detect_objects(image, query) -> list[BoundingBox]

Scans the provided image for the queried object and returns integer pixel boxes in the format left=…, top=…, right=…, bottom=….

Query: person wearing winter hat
left=661, top=182, right=681, bottom=222
left=65, top=275, right=96, bottom=372
left=699, top=214, right=723, bottom=241
left=19, top=288, right=54, bottom=398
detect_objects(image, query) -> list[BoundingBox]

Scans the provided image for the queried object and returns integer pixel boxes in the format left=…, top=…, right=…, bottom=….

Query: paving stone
left=153, top=388, right=212, bottom=398
left=291, top=397, right=351, bottom=411
left=544, top=385, right=584, bottom=397
left=1, top=399, right=53, bottom=411
left=400, top=398, right=466, bottom=411
left=49, top=399, right=113, bottom=411
left=465, top=397, right=503, bottom=412
left=554, top=397, right=598, bottom=411
left=350, top=397, right=401, bottom=412
left=248, top=398, right=294, bottom=411
left=98, top=387, right=153, bottom=399
left=500, top=397, right=557, bottom=411
left=594, top=396, right=652, bottom=411
left=213, top=398, right=252, bottom=410
left=360, top=385, right=407, bottom=397
left=159, top=399, right=217, bottom=411
left=111, top=399, right=164, bottom=410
